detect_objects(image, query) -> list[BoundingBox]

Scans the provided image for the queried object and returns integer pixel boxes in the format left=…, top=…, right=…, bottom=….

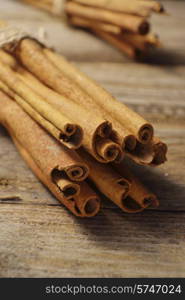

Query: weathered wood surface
left=0, top=0, right=185, bottom=277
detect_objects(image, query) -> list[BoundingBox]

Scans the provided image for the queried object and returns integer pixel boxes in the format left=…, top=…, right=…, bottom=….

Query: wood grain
left=0, top=0, right=185, bottom=278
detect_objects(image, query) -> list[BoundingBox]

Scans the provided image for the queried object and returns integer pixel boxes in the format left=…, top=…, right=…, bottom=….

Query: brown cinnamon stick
left=16, top=66, right=122, bottom=163
left=21, top=64, right=134, bottom=155
left=69, top=16, right=122, bottom=35
left=73, top=0, right=164, bottom=17
left=13, top=137, right=100, bottom=217
left=44, top=47, right=154, bottom=146
left=120, top=32, right=161, bottom=52
left=113, top=161, right=159, bottom=211
left=13, top=39, right=123, bottom=163
left=0, top=90, right=89, bottom=187
left=78, top=148, right=132, bottom=213
left=128, top=138, right=168, bottom=166
left=66, top=1, right=150, bottom=35
left=0, top=59, right=83, bottom=149
left=92, top=29, right=142, bottom=59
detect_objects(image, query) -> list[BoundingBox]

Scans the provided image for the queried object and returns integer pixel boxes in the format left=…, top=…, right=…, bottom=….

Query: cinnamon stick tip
left=60, top=126, right=83, bottom=149
left=62, top=183, right=80, bottom=199
left=84, top=197, right=101, bottom=216
left=139, top=124, right=154, bottom=144
left=75, top=196, right=101, bottom=217
left=64, top=123, right=77, bottom=136
left=124, top=135, right=137, bottom=151
left=97, top=121, right=112, bottom=138
left=139, top=21, right=150, bottom=35
left=121, top=196, right=144, bottom=213
left=67, top=165, right=89, bottom=181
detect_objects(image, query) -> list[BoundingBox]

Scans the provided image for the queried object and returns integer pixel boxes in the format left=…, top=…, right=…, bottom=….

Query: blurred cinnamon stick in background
left=20, top=0, right=166, bottom=58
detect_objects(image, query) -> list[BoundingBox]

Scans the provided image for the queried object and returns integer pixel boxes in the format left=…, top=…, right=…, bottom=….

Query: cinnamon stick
left=78, top=149, right=132, bottom=213
left=44, top=47, right=154, bottom=145
left=66, top=1, right=150, bottom=35
left=73, top=0, right=164, bottom=17
left=0, top=79, right=77, bottom=148
left=13, top=137, right=100, bottom=217
left=120, top=32, right=161, bottom=52
left=0, top=90, right=89, bottom=187
left=13, top=39, right=123, bottom=163
left=0, top=59, right=83, bottom=149
left=16, top=65, right=122, bottom=163
left=113, top=161, right=159, bottom=211
left=69, top=16, right=122, bottom=35
left=92, top=29, right=142, bottom=59
left=128, top=138, right=167, bottom=166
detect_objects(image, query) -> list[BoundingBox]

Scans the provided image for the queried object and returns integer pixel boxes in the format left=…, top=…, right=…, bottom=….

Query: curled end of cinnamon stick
left=124, top=134, right=137, bottom=151
left=65, top=164, right=89, bottom=181
left=97, top=121, right=112, bottom=138
left=121, top=193, right=158, bottom=213
left=74, top=194, right=101, bottom=217
left=96, top=137, right=123, bottom=163
left=64, top=123, right=77, bottom=136
left=139, top=21, right=150, bottom=35
left=83, top=196, right=101, bottom=217
left=60, top=182, right=80, bottom=199
left=51, top=169, right=80, bottom=199
left=151, top=140, right=168, bottom=166
left=60, top=126, right=83, bottom=149
left=121, top=196, right=144, bottom=213
left=142, top=194, right=158, bottom=208
left=138, top=123, right=154, bottom=144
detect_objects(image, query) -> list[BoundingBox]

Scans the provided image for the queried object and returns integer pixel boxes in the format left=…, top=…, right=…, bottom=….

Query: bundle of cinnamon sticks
left=20, top=0, right=166, bottom=58
left=0, top=29, right=167, bottom=217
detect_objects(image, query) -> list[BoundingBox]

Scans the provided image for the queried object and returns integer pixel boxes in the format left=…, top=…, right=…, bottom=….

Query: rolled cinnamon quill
left=66, top=1, right=150, bottom=35
left=78, top=149, right=132, bottom=212
left=69, top=16, right=122, bottom=35
left=0, top=59, right=83, bottom=149
left=73, top=0, right=164, bottom=17
left=128, top=138, right=167, bottom=166
left=13, top=137, right=100, bottom=217
left=120, top=32, right=161, bottom=52
left=13, top=39, right=123, bottom=163
left=15, top=66, right=122, bottom=164
left=44, top=48, right=154, bottom=146
left=0, top=91, right=89, bottom=199
left=113, top=161, right=159, bottom=211
left=92, top=29, right=142, bottom=59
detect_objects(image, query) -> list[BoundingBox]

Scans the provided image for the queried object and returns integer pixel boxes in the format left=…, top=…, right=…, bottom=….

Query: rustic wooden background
left=0, top=0, right=185, bottom=277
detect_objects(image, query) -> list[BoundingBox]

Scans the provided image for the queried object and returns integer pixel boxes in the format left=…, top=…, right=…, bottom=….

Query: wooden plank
left=0, top=203, right=185, bottom=277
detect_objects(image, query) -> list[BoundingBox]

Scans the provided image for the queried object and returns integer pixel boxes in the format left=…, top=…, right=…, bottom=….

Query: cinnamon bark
left=0, top=60, right=83, bottom=149
left=0, top=90, right=89, bottom=187
left=69, top=16, right=122, bottom=34
left=92, top=29, right=142, bottom=59
left=66, top=1, right=150, bottom=35
left=128, top=138, right=168, bottom=166
left=73, top=0, right=164, bottom=17
left=16, top=66, right=122, bottom=163
left=0, top=79, right=78, bottom=148
left=78, top=149, right=132, bottom=213
left=13, top=137, right=100, bottom=217
left=113, top=161, right=159, bottom=211
left=120, top=32, right=160, bottom=52
left=14, top=39, right=123, bottom=163
left=44, top=47, right=154, bottom=145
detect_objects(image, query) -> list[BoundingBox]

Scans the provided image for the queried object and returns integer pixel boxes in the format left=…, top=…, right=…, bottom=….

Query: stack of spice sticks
left=20, top=0, right=165, bottom=58
left=0, top=31, right=167, bottom=217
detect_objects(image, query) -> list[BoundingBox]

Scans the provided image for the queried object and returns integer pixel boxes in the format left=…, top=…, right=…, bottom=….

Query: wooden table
left=0, top=0, right=185, bottom=277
